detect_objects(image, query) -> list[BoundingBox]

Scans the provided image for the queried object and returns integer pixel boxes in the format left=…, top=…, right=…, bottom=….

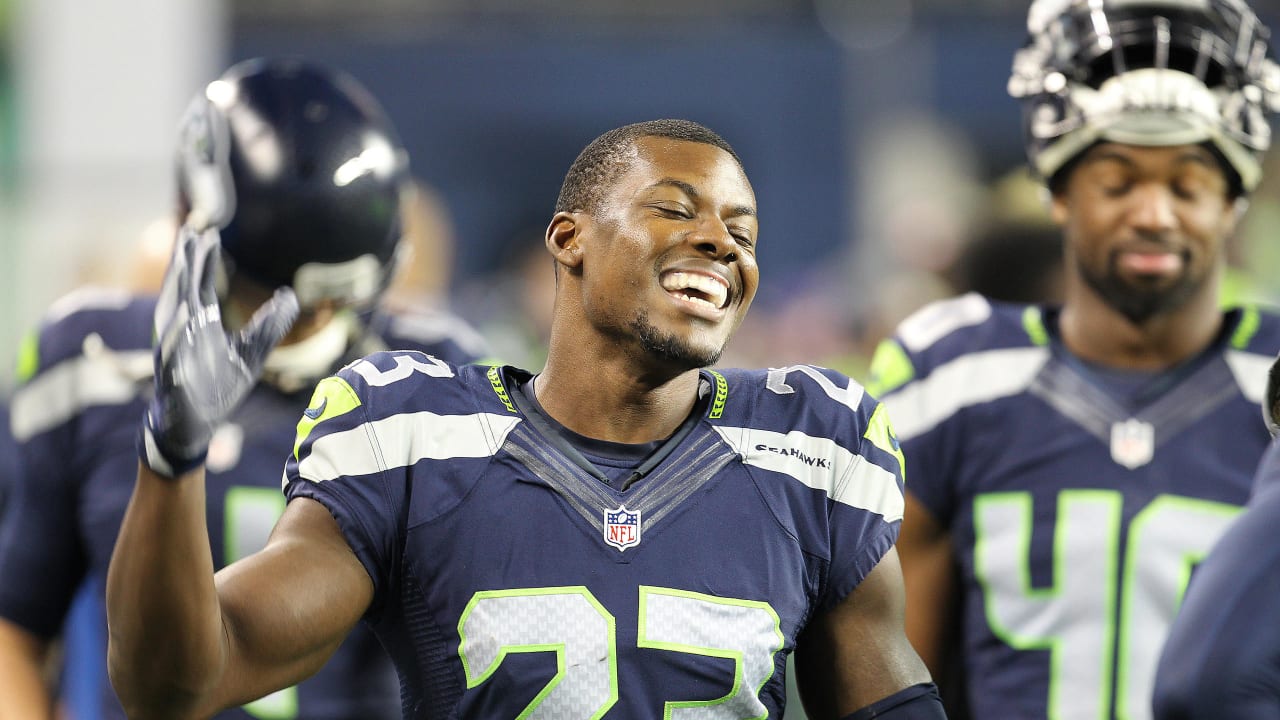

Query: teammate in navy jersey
left=870, top=2, right=1280, bottom=719
left=104, top=119, right=945, bottom=719
left=1151, top=368, right=1280, bottom=719
left=0, top=58, right=488, bottom=720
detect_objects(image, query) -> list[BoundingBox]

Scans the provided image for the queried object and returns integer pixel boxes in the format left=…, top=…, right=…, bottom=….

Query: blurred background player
left=870, top=1, right=1280, bottom=718
left=0, top=56, right=488, bottom=719
left=1151, top=361, right=1280, bottom=719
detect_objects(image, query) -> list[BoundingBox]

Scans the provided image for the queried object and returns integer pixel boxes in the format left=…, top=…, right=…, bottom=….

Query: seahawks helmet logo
left=303, top=397, right=329, bottom=420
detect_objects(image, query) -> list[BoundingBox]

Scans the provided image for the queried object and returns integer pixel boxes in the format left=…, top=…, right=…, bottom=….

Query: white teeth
left=661, top=272, right=728, bottom=309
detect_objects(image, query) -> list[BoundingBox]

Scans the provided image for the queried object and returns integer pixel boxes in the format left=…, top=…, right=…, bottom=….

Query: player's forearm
left=898, top=498, right=955, bottom=676
left=0, top=622, right=54, bottom=720
left=106, top=462, right=227, bottom=718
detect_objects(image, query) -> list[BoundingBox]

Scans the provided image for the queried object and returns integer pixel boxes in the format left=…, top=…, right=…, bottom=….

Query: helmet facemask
left=1010, top=0, right=1280, bottom=194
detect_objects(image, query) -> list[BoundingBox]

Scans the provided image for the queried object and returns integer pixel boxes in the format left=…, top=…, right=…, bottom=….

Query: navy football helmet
left=176, top=57, right=409, bottom=308
left=1009, top=0, right=1280, bottom=194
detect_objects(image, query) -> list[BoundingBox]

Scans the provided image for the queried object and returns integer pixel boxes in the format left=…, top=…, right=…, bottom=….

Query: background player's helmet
left=176, top=57, right=409, bottom=308
left=1009, top=0, right=1280, bottom=194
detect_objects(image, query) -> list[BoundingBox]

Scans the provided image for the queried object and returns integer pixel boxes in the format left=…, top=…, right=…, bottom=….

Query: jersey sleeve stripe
left=712, top=426, right=904, bottom=522
left=297, top=411, right=522, bottom=483
left=896, top=292, right=992, bottom=352
left=11, top=350, right=151, bottom=441
left=1225, top=349, right=1272, bottom=404
left=884, top=346, right=1049, bottom=442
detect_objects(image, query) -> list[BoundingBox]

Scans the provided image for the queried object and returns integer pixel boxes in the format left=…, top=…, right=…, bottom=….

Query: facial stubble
left=630, top=310, right=724, bottom=369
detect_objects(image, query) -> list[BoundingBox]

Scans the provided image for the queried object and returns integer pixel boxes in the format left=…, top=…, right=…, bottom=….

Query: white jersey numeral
left=766, top=365, right=864, bottom=413
left=458, top=586, right=782, bottom=718
left=974, top=490, right=1239, bottom=720
left=353, top=352, right=453, bottom=387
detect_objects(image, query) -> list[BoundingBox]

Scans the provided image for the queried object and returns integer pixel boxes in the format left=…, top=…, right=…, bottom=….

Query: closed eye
left=650, top=203, right=693, bottom=219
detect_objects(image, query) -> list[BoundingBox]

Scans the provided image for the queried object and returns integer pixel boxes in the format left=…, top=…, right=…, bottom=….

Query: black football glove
left=139, top=225, right=298, bottom=478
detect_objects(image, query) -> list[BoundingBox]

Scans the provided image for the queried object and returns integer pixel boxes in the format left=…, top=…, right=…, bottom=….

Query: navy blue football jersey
left=284, top=356, right=905, bottom=718
left=1152, top=439, right=1280, bottom=720
left=0, top=404, right=16, bottom=515
left=871, top=293, right=1280, bottom=720
left=0, top=287, right=488, bottom=720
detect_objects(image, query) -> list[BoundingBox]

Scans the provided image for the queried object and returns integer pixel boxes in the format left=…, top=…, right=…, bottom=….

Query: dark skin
left=107, top=136, right=931, bottom=718
left=898, top=141, right=1243, bottom=679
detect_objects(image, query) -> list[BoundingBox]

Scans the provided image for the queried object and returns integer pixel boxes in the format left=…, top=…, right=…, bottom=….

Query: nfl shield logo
left=1110, top=418, right=1154, bottom=469
left=604, top=505, right=642, bottom=551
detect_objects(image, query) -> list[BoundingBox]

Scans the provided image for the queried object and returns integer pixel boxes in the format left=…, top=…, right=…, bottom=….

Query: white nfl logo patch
left=1110, top=418, right=1154, bottom=470
left=603, top=505, right=641, bottom=551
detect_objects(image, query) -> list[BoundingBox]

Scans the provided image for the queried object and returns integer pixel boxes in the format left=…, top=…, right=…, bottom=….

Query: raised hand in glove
left=139, top=225, right=299, bottom=478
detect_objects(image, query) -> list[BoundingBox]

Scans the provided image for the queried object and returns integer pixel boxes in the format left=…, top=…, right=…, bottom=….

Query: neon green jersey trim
left=1230, top=305, right=1260, bottom=349
left=1022, top=306, right=1049, bottom=346
left=866, top=339, right=914, bottom=396
left=293, top=376, right=362, bottom=458
left=14, top=330, right=37, bottom=383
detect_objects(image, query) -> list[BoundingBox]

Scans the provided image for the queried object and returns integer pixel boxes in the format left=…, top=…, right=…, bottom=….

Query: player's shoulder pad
left=708, top=366, right=874, bottom=430
left=11, top=290, right=155, bottom=442
left=708, top=366, right=905, bottom=519
left=368, top=307, right=492, bottom=365
left=16, top=289, right=156, bottom=383
left=1222, top=305, right=1280, bottom=408
left=309, top=351, right=512, bottom=426
left=290, top=356, right=518, bottom=473
left=867, top=293, right=1047, bottom=396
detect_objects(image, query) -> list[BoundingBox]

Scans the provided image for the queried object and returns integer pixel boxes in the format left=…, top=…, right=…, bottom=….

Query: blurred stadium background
left=2, top=0, right=1280, bottom=393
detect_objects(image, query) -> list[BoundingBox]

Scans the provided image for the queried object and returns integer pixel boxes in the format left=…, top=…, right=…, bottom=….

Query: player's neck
left=1058, top=285, right=1223, bottom=370
left=533, top=356, right=703, bottom=444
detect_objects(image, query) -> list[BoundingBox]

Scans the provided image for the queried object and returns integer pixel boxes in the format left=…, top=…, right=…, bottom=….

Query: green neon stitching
left=487, top=364, right=516, bottom=414
left=708, top=370, right=729, bottom=419
left=1230, top=305, right=1260, bottom=349
left=1022, top=306, right=1049, bottom=346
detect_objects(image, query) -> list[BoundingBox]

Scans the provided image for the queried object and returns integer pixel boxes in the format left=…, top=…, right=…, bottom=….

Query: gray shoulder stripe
left=1226, top=350, right=1272, bottom=404
left=297, top=410, right=520, bottom=483
left=11, top=350, right=152, bottom=441
left=897, top=293, right=992, bottom=352
left=883, top=346, right=1050, bottom=441
left=44, top=287, right=134, bottom=324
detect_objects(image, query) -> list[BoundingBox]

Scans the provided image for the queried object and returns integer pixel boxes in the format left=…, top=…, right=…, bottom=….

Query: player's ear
left=1048, top=188, right=1069, bottom=226
left=546, top=211, right=584, bottom=270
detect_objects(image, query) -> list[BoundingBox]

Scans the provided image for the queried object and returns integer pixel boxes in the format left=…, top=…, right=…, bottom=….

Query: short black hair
left=554, top=119, right=742, bottom=214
